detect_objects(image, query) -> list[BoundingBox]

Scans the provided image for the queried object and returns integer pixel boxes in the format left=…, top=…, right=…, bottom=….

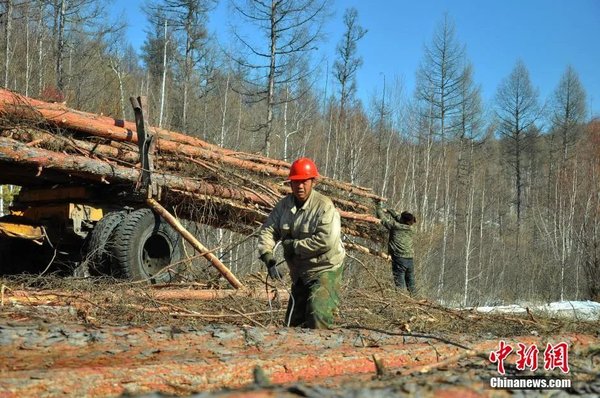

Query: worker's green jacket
left=258, top=190, right=345, bottom=283
left=376, top=207, right=414, bottom=258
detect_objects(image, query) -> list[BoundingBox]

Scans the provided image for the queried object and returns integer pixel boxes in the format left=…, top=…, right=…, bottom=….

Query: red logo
left=515, top=343, right=539, bottom=371
left=489, top=341, right=569, bottom=375
left=489, top=340, right=513, bottom=375
left=544, top=342, right=570, bottom=374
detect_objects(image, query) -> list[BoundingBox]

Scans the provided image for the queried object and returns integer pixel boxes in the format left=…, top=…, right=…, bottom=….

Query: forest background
left=0, top=0, right=598, bottom=306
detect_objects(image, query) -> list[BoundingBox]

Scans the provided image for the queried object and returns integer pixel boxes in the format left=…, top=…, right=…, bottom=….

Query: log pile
left=0, top=89, right=387, bottom=257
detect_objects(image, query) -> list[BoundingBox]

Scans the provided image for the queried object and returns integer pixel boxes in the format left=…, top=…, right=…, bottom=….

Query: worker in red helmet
left=258, top=157, right=345, bottom=329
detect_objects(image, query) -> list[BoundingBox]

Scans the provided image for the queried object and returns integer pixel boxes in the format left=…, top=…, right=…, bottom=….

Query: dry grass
left=1, top=272, right=596, bottom=339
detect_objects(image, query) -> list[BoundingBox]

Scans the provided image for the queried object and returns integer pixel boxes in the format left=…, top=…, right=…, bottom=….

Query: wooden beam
left=146, top=198, right=244, bottom=289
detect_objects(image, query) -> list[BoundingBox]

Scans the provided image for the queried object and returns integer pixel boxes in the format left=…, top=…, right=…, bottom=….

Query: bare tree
left=414, top=14, right=468, bottom=297
left=142, top=6, right=176, bottom=127
left=455, top=63, right=483, bottom=306
left=578, top=120, right=600, bottom=300
left=229, top=0, right=330, bottom=156
left=495, top=60, right=541, bottom=234
left=49, top=0, right=121, bottom=95
left=153, top=0, right=215, bottom=132
left=331, top=6, right=365, bottom=181
left=35, top=0, right=47, bottom=95
left=333, top=7, right=365, bottom=119
left=3, top=0, right=13, bottom=88
left=541, top=66, right=588, bottom=301
left=550, top=65, right=587, bottom=161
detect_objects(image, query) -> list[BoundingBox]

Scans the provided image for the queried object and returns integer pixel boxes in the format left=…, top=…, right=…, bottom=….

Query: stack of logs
left=0, top=89, right=388, bottom=258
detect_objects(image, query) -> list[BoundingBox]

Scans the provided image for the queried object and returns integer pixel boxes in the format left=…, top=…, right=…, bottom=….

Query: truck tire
left=110, top=208, right=184, bottom=283
left=84, top=211, right=126, bottom=275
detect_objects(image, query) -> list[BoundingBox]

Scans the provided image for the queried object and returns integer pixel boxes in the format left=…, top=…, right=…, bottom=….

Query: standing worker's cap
left=287, top=157, right=319, bottom=181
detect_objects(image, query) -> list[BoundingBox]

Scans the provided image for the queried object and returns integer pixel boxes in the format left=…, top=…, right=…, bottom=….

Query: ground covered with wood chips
left=1, top=275, right=599, bottom=398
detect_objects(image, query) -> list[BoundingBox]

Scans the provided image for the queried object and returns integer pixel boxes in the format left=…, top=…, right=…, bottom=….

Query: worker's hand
left=260, top=252, right=282, bottom=279
left=260, top=252, right=277, bottom=268
left=282, top=239, right=295, bottom=258
left=268, top=264, right=283, bottom=279
left=375, top=201, right=385, bottom=217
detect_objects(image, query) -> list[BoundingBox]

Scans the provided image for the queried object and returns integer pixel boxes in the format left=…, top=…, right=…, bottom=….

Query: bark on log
left=4, top=288, right=288, bottom=304
left=0, top=137, right=277, bottom=207
left=343, top=242, right=390, bottom=261
left=4, top=130, right=378, bottom=223
left=0, top=128, right=140, bottom=164
left=0, top=137, right=383, bottom=243
left=147, top=288, right=287, bottom=301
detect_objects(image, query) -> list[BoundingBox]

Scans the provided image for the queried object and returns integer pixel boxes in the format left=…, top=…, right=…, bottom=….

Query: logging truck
left=0, top=186, right=186, bottom=282
left=0, top=89, right=386, bottom=284
left=0, top=94, right=189, bottom=283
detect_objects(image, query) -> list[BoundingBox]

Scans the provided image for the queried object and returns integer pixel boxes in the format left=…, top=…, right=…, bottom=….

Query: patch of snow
left=471, top=301, right=600, bottom=321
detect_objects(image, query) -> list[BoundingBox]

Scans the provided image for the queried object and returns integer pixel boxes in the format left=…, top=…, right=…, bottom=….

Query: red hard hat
left=288, top=157, right=319, bottom=181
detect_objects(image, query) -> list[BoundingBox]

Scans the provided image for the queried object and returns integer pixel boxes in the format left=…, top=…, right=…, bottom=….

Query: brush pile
left=0, top=89, right=388, bottom=258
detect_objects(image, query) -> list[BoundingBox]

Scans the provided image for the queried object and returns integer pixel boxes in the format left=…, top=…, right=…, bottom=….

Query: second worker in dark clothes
left=376, top=203, right=417, bottom=294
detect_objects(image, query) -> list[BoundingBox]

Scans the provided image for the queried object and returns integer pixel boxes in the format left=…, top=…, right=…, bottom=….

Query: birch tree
left=142, top=8, right=176, bottom=127
left=3, top=0, right=13, bottom=88
left=456, top=63, right=483, bottom=305
left=155, top=0, right=215, bottom=132
left=544, top=66, right=587, bottom=300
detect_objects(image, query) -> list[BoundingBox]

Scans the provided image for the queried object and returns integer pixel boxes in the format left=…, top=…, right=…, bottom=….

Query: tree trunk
left=220, top=74, right=230, bottom=147
left=463, top=173, right=476, bottom=307
left=4, top=0, right=13, bottom=88
left=55, top=0, right=66, bottom=91
left=25, top=2, right=31, bottom=96
left=110, top=60, right=126, bottom=119
left=37, top=2, right=44, bottom=95
left=159, top=19, right=168, bottom=129
left=146, top=198, right=244, bottom=289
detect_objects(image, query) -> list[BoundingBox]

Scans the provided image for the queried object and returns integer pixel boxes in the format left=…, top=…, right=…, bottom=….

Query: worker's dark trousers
left=391, top=256, right=415, bottom=294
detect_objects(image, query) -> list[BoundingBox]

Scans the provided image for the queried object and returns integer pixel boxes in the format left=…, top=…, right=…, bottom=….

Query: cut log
left=0, top=136, right=384, bottom=244
left=0, top=137, right=277, bottom=207
left=0, top=89, right=385, bottom=201
left=0, top=89, right=389, bottom=261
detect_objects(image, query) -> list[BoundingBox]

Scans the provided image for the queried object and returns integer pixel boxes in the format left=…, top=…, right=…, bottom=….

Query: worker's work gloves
left=260, top=252, right=282, bottom=279
left=282, top=239, right=295, bottom=258
left=388, top=209, right=400, bottom=219
left=375, top=201, right=385, bottom=217
left=376, top=201, right=400, bottom=220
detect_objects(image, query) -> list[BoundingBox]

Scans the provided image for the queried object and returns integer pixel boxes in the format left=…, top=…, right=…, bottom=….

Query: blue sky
left=111, top=0, right=600, bottom=119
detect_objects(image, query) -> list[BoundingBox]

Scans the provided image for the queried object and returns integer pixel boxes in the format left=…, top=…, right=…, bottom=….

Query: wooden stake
left=146, top=198, right=244, bottom=289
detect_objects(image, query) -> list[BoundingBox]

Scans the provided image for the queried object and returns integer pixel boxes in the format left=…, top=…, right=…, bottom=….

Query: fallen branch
left=399, top=349, right=488, bottom=375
